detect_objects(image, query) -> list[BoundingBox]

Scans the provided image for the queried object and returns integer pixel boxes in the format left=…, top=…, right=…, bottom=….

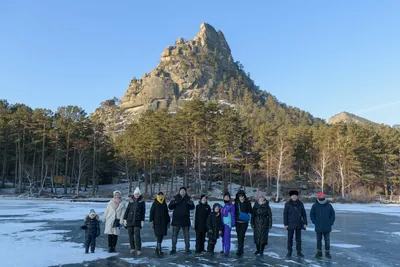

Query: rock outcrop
left=120, top=23, right=259, bottom=116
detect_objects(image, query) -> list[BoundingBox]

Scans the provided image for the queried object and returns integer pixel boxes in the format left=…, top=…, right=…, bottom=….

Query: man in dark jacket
left=194, top=194, right=211, bottom=254
left=123, top=187, right=146, bottom=256
left=284, top=190, right=307, bottom=257
left=234, top=189, right=252, bottom=257
left=206, top=203, right=223, bottom=255
left=81, top=209, right=100, bottom=254
left=168, top=186, right=195, bottom=254
left=310, top=192, right=335, bottom=259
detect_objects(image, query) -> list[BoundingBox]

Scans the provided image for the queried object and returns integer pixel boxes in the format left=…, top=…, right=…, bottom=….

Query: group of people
left=80, top=187, right=335, bottom=260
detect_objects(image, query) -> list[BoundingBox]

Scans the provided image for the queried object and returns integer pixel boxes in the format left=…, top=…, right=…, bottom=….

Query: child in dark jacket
left=81, top=209, right=100, bottom=254
left=194, top=194, right=211, bottom=253
left=206, top=203, right=223, bottom=255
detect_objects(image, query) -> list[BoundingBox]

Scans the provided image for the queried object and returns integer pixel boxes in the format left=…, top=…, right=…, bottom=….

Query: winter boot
left=130, top=249, right=135, bottom=254
left=170, top=249, right=176, bottom=255
left=156, top=243, right=163, bottom=258
left=286, top=250, right=292, bottom=257
left=254, top=244, right=261, bottom=255
left=136, top=250, right=142, bottom=256
left=297, top=251, right=304, bottom=257
left=108, top=235, right=113, bottom=253
left=315, top=250, right=322, bottom=258
left=325, top=250, right=332, bottom=259
left=260, top=244, right=265, bottom=257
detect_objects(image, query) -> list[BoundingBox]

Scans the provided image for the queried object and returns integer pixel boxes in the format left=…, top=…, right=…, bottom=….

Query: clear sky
left=1, top=0, right=399, bottom=125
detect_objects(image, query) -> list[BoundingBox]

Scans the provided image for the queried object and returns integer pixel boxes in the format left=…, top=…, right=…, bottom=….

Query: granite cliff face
left=120, top=23, right=260, bottom=116
left=328, top=112, right=377, bottom=125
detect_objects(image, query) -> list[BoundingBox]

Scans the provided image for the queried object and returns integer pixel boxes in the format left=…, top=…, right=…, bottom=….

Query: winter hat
left=113, top=190, right=122, bottom=197
left=134, top=187, right=141, bottom=196
left=89, top=209, right=96, bottom=215
left=289, top=190, right=299, bottom=196
left=317, top=192, right=326, bottom=199
left=157, top=191, right=164, bottom=195
left=179, top=187, right=187, bottom=192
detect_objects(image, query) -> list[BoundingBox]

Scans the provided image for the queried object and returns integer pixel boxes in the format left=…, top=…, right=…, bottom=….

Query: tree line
left=0, top=97, right=399, bottom=201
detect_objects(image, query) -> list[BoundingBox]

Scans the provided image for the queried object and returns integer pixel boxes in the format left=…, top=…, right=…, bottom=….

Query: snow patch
left=331, top=243, right=361, bottom=248
left=264, top=251, right=281, bottom=259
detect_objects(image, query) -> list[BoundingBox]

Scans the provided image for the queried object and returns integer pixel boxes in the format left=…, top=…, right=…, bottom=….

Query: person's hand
left=218, top=231, right=223, bottom=236
left=80, top=226, right=87, bottom=230
left=98, top=220, right=102, bottom=224
left=119, top=224, right=123, bottom=229
left=150, top=221, right=154, bottom=228
left=284, top=225, right=288, bottom=230
left=303, top=224, right=307, bottom=230
left=141, top=221, right=144, bottom=228
left=123, top=220, right=127, bottom=227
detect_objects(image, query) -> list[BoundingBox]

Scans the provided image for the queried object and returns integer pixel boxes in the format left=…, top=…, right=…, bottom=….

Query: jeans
left=172, top=226, right=190, bottom=251
left=316, top=232, right=330, bottom=251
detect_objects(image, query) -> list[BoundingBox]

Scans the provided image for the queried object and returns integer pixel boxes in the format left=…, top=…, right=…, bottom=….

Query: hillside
left=328, top=111, right=378, bottom=125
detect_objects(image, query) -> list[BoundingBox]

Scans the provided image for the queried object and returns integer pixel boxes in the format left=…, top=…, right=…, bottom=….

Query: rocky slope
left=328, top=111, right=377, bottom=125
left=120, top=23, right=260, bottom=116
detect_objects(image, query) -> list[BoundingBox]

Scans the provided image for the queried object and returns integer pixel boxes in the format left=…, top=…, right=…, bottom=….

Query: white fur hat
left=113, top=190, right=122, bottom=197
left=134, top=187, right=141, bottom=195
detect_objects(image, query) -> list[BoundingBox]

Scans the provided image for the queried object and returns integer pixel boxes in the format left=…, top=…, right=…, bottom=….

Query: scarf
left=157, top=195, right=165, bottom=204
left=317, top=198, right=327, bottom=204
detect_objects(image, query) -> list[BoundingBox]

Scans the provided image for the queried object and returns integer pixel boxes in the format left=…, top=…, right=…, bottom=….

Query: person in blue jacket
left=310, top=192, right=336, bottom=259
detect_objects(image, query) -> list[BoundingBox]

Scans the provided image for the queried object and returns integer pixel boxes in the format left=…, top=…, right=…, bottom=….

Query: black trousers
left=236, top=222, right=248, bottom=255
left=156, top=235, right=164, bottom=243
left=172, top=226, right=190, bottom=251
left=287, top=229, right=302, bottom=253
left=108, top=234, right=118, bottom=248
left=195, top=231, right=206, bottom=252
left=316, top=232, right=330, bottom=251
left=84, top=234, right=96, bottom=252
left=128, top=226, right=142, bottom=251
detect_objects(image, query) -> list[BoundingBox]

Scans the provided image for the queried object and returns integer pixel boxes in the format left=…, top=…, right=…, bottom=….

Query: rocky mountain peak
left=120, top=23, right=257, bottom=117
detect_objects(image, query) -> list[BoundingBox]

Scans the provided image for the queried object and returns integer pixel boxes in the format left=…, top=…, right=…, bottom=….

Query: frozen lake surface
left=1, top=199, right=400, bottom=267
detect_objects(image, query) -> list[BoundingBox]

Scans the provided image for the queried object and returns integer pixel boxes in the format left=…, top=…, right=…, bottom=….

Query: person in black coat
left=251, top=193, right=272, bottom=256
left=206, top=203, right=223, bottom=255
left=168, top=186, right=195, bottom=254
left=310, top=192, right=335, bottom=259
left=123, top=187, right=146, bottom=256
left=150, top=191, right=171, bottom=258
left=234, top=189, right=253, bottom=257
left=284, top=190, right=307, bottom=257
left=194, top=194, right=211, bottom=253
left=81, top=209, right=101, bottom=254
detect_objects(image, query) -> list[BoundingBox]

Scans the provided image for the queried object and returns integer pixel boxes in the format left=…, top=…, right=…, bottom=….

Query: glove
left=80, top=225, right=87, bottom=230
left=119, top=224, right=123, bottom=229
left=123, top=220, right=127, bottom=227
left=150, top=222, right=154, bottom=228
left=141, top=221, right=144, bottom=228
left=98, top=220, right=102, bottom=224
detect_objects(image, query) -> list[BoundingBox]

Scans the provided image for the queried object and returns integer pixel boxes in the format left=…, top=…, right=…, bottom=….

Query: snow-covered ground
left=1, top=199, right=400, bottom=267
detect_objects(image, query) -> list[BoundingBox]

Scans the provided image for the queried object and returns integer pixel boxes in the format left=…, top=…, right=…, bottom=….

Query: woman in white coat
left=102, top=190, right=126, bottom=252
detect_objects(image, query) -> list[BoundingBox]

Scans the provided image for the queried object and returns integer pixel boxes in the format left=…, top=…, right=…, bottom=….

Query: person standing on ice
left=81, top=209, right=100, bottom=254
left=168, top=186, right=195, bottom=255
left=234, top=189, right=252, bottom=257
left=220, top=192, right=236, bottom=256
left=150, top=191, right=170, bottom=258
left=251, top=192, right=272, bottom=256
left=284, top=190, right=307, bottom=258
left=123, top=187, right=146, bottom=256
left=206, top=203, right=223, bottom=255
left=102, top=190, right=126, bottom=253
left=310, top=192, right=335, bottom=259
left=194, top=194, right=211, bottom=254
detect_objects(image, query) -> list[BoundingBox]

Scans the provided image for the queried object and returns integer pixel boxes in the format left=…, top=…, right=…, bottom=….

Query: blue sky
left=1, top=0, right=399, bottom=125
